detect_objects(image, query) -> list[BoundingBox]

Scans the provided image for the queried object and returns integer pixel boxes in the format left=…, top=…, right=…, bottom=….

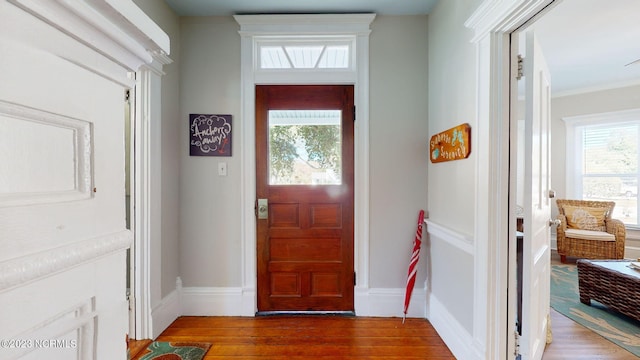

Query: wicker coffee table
left=576, top=259, right=640, bottom=322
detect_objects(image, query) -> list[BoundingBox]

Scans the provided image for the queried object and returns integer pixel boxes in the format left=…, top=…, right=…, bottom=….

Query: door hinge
left=354, top=272, right=356, bottom=286
left=516, top=54, right=524, bottom=80
left=353, top=106, right=356, bottom=122
left=514, top=330, right=521, bottom=358
left=125, top=89, right=131, bottom=101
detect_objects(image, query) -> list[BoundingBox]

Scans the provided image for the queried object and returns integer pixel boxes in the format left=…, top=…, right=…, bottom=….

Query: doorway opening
left=236, top=14, right=375, bottom=315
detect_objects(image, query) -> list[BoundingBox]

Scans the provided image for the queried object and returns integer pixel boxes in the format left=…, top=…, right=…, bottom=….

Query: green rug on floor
left=137, top=341, right=211, bottom=360
left=551, top=264, right=640, bottom=357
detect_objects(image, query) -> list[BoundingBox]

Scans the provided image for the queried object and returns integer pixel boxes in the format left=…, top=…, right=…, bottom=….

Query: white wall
left=369, top=16, right=429, bottom=290
left=551, top=85, right=640, bottom=200
left=550, top=85, right=640, bottom=255
left=179, top=16, right=243, bottom=288
left=176, top=15, right=430, bottom=316
left=427, top=0, right=480, bottom=335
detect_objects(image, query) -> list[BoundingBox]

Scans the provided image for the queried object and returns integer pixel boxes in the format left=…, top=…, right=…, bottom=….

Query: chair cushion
left=565, top=228, right=616, bottom=241
left=563, top=205, right=608, bottom=231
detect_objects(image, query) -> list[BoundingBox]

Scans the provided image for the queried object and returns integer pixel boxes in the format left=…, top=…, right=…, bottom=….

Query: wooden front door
left=256, top=85, right=354, bottom=313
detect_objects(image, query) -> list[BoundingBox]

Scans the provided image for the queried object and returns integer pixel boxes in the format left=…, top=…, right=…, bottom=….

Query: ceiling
left=163, top=0, right=640, bottom=97
left=532, top=0, right=640, bottom=96
left=163, top=0, right=438, bottom=16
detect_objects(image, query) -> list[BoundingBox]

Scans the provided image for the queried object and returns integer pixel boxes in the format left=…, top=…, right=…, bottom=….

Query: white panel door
left=0, top=0, right=169, bottom=357
left=520, top=31, right=552, bottom=360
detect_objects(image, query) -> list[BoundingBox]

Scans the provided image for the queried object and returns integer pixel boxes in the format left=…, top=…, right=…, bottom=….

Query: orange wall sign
left=429, top=123, right=471, bottom=163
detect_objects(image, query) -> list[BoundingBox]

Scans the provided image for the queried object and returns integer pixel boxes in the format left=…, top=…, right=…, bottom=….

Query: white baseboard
left=151, top=284, right=429, bottom=336
left=176, top=285, right=426, bottom=318
left=181, top=287, right=256, bottom=316
left=150, top=278, right=182, bottom=338
left=429, top=294, right=484, bottom=360
left=625, top=245, right=640, bottom=260
left=355, top=286, right=426, bottom=318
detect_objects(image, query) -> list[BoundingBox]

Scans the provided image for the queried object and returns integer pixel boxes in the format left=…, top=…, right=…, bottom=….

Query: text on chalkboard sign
left=190, top=114, right=232, bottom=156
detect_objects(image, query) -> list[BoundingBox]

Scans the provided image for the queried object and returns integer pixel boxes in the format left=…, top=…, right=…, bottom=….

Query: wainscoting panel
left=0, top=251, right=128, bottom=360
left=0, top=100, right=92, bottom=207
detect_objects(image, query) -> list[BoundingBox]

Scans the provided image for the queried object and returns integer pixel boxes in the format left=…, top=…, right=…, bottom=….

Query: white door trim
left=133, top=53, right=172, bottom=339
left=235, top=14, right=375, bottom=315
left=465, top=0, right=555, bottom=358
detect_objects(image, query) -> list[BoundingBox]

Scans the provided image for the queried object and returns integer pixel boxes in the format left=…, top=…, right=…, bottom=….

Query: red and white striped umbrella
left=403, top=209, right=425, bottom=323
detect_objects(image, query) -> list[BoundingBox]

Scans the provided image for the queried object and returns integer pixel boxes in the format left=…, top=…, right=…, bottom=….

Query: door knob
left=548, top=190, right=556, bottom=199
left=549, top=219, right=561, bottom=227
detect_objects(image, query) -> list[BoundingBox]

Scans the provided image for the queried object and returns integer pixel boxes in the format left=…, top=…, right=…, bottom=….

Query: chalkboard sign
left=189, top=114, right=232, bottom=156
left=429, top=123, right=471, bottom=163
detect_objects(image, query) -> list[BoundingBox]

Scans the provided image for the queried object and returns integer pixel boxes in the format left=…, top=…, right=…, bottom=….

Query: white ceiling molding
left=235, top=14, right=376, bottom=36
left=8, top=0, right=170, bottom=74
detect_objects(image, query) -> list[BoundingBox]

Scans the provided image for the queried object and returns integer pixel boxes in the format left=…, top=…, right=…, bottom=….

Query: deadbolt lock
left=257, top=199, right=268, bottom=219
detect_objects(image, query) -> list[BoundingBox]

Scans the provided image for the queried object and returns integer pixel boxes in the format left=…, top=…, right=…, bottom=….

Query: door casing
left=236, top=14, right=375, bottom=315
left=465, top=0, right=557, bottom=358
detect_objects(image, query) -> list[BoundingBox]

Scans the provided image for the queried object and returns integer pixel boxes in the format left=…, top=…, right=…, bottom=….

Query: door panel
left=256, top=85, right=354, bottom=312
left=521, top=31, right=552, bottom=360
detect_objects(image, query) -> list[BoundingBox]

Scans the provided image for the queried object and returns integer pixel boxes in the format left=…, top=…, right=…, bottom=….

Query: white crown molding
left=0, top=230, right=132, bottom=292
left=553, top=80, right=640, bottom=99
left=235, top=13, right=376, bottom=36
left=465, top=0, right=550, bottom=42
left=8, top=0, right=169, bottom=72
left=561, top=107, right=640, bottom=126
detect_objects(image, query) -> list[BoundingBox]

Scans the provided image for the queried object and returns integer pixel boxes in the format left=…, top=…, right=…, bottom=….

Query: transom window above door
left=256, top=39, right=353, bottom=70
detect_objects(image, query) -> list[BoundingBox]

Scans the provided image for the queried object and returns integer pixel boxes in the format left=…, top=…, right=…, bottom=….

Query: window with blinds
left=578, top=122, right=639, bottom=225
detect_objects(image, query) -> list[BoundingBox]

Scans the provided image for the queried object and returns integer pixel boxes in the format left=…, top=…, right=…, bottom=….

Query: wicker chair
left=555, top=199, right=626, bottom=263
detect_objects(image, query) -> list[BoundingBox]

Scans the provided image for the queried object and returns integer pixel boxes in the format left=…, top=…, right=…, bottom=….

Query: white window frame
left=234, top=14, right=375, bottom=315
left=563, top=108, right=640, bottom=228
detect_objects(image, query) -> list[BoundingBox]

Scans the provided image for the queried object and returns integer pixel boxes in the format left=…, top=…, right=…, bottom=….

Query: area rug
left=551, top=264, right=640, bottom=356
left=137, top=341, right=211, bottom=360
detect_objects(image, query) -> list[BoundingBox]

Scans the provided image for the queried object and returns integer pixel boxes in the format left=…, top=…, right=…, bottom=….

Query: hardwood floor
left=543, top=309, right=637, bottom=359
left=128, top=251, right=638, bottom=359
left=128, top=338, right=151, bottom=359
left=542, top=251, right=638, bottom=359
left=131, top=316, right=455, bottom=359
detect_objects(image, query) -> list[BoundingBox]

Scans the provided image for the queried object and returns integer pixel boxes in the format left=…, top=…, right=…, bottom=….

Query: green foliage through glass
left=269, top=124, right=341, bottom=185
